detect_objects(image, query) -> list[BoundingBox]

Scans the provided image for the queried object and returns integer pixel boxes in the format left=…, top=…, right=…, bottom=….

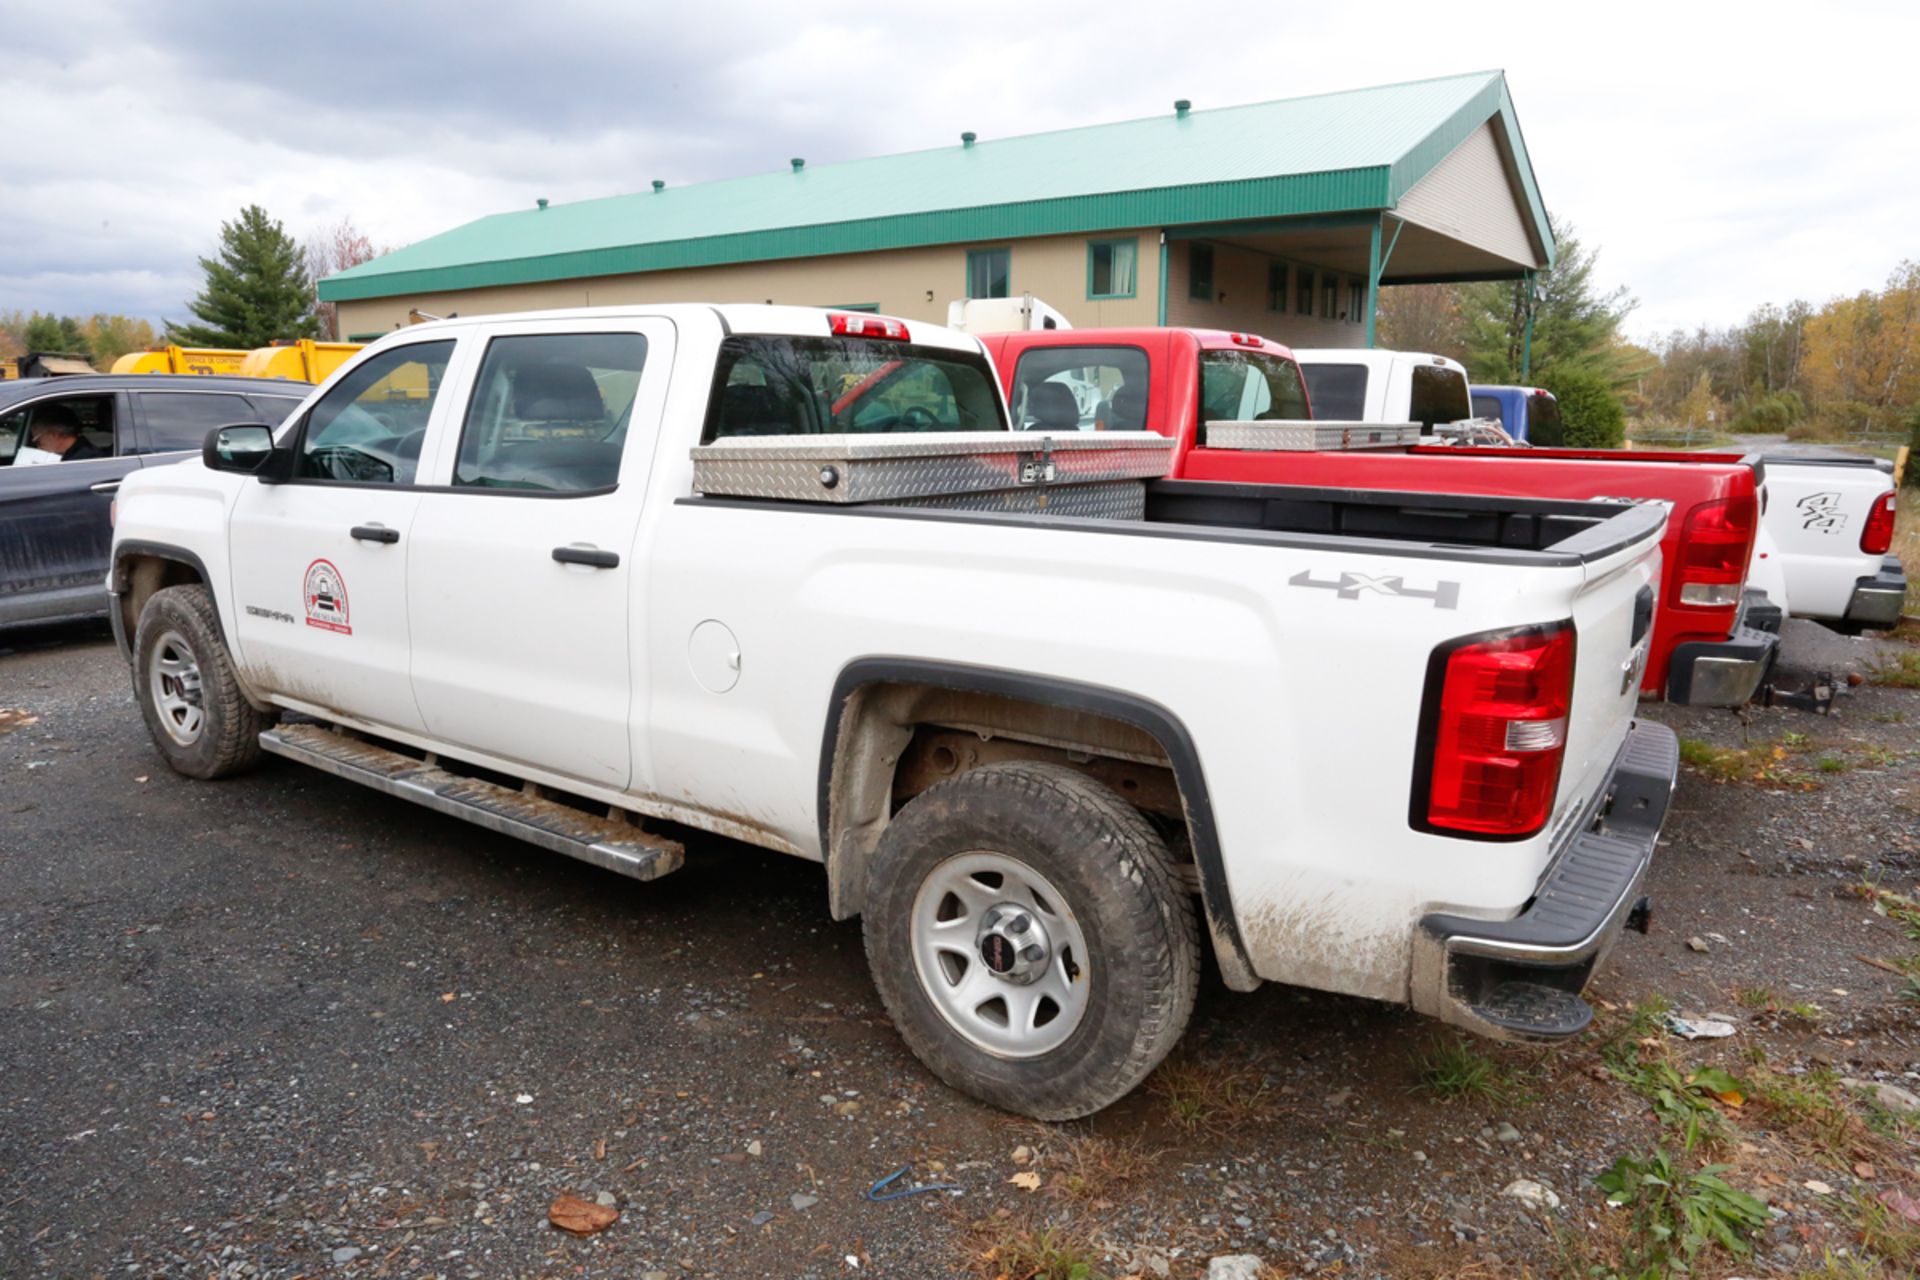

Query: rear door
left=0, top=389, right=139, bottom=624
left=226, top=339, right=463, bottom=730
left=404, top=319, right=673, bottom=790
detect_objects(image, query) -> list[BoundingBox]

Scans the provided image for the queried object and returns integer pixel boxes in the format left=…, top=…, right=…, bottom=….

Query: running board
left=260, top=724, right=684, bottom=882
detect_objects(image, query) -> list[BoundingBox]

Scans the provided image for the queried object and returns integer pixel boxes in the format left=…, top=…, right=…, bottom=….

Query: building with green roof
left=322, top=70, right=1552, bottom=347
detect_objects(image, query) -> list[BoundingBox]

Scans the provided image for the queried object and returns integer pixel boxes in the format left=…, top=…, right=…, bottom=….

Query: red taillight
left=1229, top=332, right=1263, bottom=347
left=1862, top=490, right=1897, bottom=556
left=829, top=312, right=910, bottom=341
left=1676, top=494, right=1757, bottom=608
left=1419, top=623, right=1575, bottom=838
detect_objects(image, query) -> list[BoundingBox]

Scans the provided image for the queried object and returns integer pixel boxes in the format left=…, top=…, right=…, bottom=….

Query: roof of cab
left=383, top=303, right=986, bottom=353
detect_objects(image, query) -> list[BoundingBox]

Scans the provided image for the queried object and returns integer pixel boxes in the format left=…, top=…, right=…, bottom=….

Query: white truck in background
left=1294, top=348, right=1482, bottom=432
left=108, top=304, right=1676, bottom=1120
left=1749, top=453, right=1905, bottom=632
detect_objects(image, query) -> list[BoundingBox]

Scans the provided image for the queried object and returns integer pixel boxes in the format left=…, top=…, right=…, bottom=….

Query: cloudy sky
left=6, top=0, right=1916, bottom=342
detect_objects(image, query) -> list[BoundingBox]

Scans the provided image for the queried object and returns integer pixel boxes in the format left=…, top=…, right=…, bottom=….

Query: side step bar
left=260, top=723, right=684, bottom=883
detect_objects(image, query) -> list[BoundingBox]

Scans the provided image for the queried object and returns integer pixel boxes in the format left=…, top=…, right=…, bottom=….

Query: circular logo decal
left=303, top=559, right=351, bottom=634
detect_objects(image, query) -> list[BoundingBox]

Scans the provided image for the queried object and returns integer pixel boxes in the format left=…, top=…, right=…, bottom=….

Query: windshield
left=1198, top=350, right=1310, bottom=422
left=702, top=336, right=1005, bottom=442
left=1301, top=363, right=1367, bottom=420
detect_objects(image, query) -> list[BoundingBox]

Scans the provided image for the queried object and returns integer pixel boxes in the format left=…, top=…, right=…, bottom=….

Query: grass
left=1677, top=736, right=1809, bottom=785
left=1594, top=1147, right=1770, bottom=1273
left=1848, top=1188, right=1920, bottom=1268
left=1817, top=755, right=1851, bottom=773
left=968, top=1224, right=1108, bottom=1280
left=1148, top=1057, right=1277, bottom=1134
left=1410, top=1034, right=1524, bottom=1106
left=1869, top=648, right=1920, bottom=688
left=1036, top=1131, right=1159, bottom=1207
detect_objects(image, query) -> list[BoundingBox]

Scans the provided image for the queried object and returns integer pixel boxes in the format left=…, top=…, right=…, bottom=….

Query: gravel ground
left=1, top=620, right=1916, bottom=1279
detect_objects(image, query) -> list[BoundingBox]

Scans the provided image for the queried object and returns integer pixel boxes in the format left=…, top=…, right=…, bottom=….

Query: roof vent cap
left=1174, top=98, right=1191, bottom=118
left=961, top=131, right=976, bottom=148
left=651, top=179, right=665, bottom=192
left=535, top=197, right=549, bottom=210
left=790, top=157, right=805, bottom=172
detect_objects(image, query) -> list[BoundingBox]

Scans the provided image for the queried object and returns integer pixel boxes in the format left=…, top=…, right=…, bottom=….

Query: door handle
left=89, top=479, right=121, bottom=494
left=552, top=545, right=619, bottom=569
left=351, top=524, right=400, bottom=544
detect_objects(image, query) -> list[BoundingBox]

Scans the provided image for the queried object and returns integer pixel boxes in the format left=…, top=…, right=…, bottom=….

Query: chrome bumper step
left=260, top=723, right=684, bottom=883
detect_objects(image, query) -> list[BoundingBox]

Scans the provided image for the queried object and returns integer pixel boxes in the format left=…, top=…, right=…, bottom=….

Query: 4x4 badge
left=1288, top=569, right=1460, bottom=610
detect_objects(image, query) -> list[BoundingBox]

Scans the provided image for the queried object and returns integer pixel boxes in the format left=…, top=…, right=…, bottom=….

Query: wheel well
left=820, top=668, right=1257, bottom=990
left=116, top=553, right=205, bottom=642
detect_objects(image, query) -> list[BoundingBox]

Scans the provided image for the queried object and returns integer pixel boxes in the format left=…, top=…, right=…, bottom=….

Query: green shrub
left=1538, top=365, right=1627, bottom=448
left=1731, top=389, right=1804, bottom=434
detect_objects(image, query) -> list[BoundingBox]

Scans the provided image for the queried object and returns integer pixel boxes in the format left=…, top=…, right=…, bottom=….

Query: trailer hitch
left=1759, top=671, right=1836, bottom=714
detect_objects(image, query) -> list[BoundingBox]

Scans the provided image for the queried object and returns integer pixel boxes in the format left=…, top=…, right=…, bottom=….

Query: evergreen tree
left=167, top=205, right=320, bottom=348
left=23, top=312, right=92, bottom=358
left=1458, top=215, right=1635, bottom=385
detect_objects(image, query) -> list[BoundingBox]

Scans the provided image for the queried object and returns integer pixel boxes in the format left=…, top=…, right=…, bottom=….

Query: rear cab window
left=1407, top=364, right=1471, bottom=430
left=1008, top=346, right=1149, bottom=432
left=1301, top=364, right=1368, bottom=420
left=1470, top=393, right=1504, bottom=425
left=1201, top=350, right=1309, bottom=422
left=702, top=335, right=1004, bottom=442
left=1526, top=392, right=1565, bottom=447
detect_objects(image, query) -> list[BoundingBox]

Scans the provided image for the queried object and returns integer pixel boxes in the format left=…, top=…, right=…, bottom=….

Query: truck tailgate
left=1555, top=520, right=1660, bottom=836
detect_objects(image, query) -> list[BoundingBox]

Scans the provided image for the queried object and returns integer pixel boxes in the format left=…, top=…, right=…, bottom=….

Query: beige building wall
left=335, top=229, right=1163, bottom=340
left=1162, top=239, right=1369, bottom=350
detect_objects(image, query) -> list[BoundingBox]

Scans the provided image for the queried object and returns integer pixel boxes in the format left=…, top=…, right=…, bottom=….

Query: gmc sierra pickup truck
left=109, top=305, right=1677, bottom=1119
left=979, top=327, right=1778, bottom=706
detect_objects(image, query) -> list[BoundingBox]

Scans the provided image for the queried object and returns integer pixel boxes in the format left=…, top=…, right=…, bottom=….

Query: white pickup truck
left=108, top=305, right=1678, bottom=1119
left=1294, top=348, right=1478, bottom=431
left=1747, top=453, right=1905, bottom=633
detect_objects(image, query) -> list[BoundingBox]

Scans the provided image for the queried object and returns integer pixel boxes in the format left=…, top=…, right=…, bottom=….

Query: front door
left=0, top=390, right=140, bottom=624
left=226, top=339, right=462, bottom=732
left=405, top=321, right=671, bottom=791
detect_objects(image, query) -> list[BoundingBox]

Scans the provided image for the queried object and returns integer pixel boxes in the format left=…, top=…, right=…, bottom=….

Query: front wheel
left=862, top=761, right=1200, bottom=1120
left=132, top=584, right=272, bottom=779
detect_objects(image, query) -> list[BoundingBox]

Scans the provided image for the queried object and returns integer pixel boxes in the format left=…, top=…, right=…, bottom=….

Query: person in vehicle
left=29, top=404, right=107, bottom=461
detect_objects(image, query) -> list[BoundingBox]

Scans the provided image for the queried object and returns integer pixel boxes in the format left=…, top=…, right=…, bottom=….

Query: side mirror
left=203, top=424, right=288, bottom=482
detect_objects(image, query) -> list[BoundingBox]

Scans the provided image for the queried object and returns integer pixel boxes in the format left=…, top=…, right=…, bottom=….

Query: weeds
left=1594, top=1147, right=1769, bottom=1272
left=1149, top=1058, right=1276, bottom=1134
left=1411, top=1035, right=1523, bottom=1106
left=969, top=1224, right=1107, bottom=1280
left=1859, top=745, right=1903, bottom=767
left=1847, top=1188, right=1920, bottom=1266
left=1734, top=985, right=1777, bottom=1009
left=1868, top=709, right=1906, bottom=724
left=1870, top=649, right=1920, bottom=688
left=1038, top=1132, right=1159, bottom=1206
left=1675, top=736, right=1811, bottom=785
left=1817, top=755, right=1850, bottom=773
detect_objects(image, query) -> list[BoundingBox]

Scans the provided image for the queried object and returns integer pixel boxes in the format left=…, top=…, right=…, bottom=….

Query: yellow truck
left=111, top=340, right=364, bottom=381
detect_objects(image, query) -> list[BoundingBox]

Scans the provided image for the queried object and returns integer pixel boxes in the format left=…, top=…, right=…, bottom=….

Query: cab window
left=453, top=332, right=648, bottom=492
left=1198, top=351, right=1310, bottom=422
left=1407, top=365, right=1471, bottom=430
left=1470, top=393, right=1504, bottom=425
left=296, top=341, right=455, bottom=485
left=1302, top=364, right=1367, bottom=420
left=702, top=336, right=1004, bottom=442
left=1009, top=346, right=1149, bottom=432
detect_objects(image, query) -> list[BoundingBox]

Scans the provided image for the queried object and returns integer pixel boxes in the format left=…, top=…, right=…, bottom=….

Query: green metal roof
left=320, top=71, right=1551, bottom=303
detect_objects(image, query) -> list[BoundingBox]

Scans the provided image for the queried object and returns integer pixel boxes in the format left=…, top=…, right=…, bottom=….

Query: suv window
left=454, top=332, right=648, bottom=492
left=702, top=336, right=1003, bottom=443
left=297, top=341, right=455, bottom=485
left=137, top=391, right=258, bottom=453
left=1199, top=351, right=1310, bottom=422
left=1009, top=346, right=1149, bottom=432
left=0, top=395, right=117, bottom=465
left=1301, top=364, right=1367, bottom=420
left=1407, top=365, right=1471, bottom=430
left=1527, top=392, right=1565, bottom=447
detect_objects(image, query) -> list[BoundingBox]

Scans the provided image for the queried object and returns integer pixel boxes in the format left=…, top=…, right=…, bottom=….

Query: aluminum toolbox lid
left=1203, top=419, right=1421, bottom=451
left=690, top=430, right=1173, bottom=503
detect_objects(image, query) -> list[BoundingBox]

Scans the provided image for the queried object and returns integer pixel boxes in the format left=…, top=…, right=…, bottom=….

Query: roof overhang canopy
left=320, top=70, right=1552, bottom=303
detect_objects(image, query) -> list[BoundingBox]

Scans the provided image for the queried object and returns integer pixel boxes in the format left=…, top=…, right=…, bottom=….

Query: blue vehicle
left=1469, top=384, right=1563, bottom=445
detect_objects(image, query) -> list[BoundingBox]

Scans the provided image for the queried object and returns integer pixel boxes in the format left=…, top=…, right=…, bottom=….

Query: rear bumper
left=1412, top=720, right=1679, bottom=1041
left=1844, top=555, right=1908, bottom=629
left=1665, top=619, right=1778, bottom=706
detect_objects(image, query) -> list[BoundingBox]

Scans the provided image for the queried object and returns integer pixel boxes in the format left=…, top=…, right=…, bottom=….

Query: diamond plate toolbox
left=689, top=431, right=1173, bottom=504
left=1203, top=420, right=1421, bottom=451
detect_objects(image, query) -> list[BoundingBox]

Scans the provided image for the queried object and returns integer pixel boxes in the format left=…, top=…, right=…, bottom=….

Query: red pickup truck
left=978, top=327, right=1778, bottom=706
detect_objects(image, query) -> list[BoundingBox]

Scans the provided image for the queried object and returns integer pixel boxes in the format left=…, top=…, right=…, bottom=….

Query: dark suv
left=0, top=374, right=310, bottom=627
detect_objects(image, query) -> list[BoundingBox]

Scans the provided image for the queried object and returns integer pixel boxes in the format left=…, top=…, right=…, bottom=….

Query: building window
left=1321, top=277, right=1337, bottom=320
left=1267, top=262, right=1288, bottom=312
left=1348, top=281, right=1366, bottom=325
left=966, top=248, right=1010, bottom=299
left=346, top=331, right=383, bottom=342
left=1296, top=268, right=1314, bottom=316
left=828, top=303, right=880, bottom=312
left=1188, top=243, right=1214, bottom=300
left=1086, top=238, right=1138, bottom=299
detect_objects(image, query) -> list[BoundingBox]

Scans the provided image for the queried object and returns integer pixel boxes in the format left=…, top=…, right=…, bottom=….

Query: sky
left=5, top=0, right=1917, bottom=344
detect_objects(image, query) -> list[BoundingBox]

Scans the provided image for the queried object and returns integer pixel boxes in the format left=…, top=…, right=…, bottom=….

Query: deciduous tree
left=305, top=216, right=386, bottom=341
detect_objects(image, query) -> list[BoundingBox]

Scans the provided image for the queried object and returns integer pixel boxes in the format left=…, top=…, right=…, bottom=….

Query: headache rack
left=689, top=430, right=1173, bottom=517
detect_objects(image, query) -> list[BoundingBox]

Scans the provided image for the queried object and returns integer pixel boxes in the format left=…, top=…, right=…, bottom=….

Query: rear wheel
left=862, top=761, right=1199, bottom=1120
left=132, top=585, right=271, bottom=779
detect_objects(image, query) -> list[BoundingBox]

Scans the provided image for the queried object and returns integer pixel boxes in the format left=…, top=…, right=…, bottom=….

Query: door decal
left=303, top=559, right=352, bottom=634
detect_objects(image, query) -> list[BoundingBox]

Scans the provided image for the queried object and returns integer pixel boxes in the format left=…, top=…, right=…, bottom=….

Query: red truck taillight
left=829, top=312, right=910, bottom=341
left=1675, top=494, right=1757, bottom=608
left=1861, top=491, right=1897, bottom=556
left=1416, top=623, right=1575, bottom=839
